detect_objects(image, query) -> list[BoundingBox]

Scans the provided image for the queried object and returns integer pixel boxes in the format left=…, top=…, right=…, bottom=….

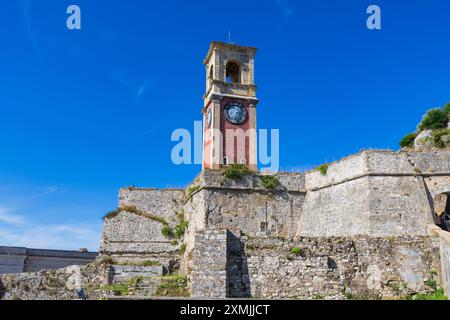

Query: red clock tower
left=202, top=42, right=258, bottom=171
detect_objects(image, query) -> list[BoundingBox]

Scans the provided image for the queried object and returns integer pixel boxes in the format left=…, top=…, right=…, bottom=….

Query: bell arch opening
left=225, top=61, right=240, bottom=84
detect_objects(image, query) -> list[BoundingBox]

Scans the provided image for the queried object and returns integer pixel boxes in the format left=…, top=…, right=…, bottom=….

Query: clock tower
left=202, top=42, right=258, bottom=171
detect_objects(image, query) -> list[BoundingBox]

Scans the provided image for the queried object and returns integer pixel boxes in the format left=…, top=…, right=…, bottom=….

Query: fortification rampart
left=0, top=246, right=97, bottom=275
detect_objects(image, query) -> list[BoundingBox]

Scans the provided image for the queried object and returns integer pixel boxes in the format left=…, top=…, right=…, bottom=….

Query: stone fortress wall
left=96, top=149, right=450, bottom=299
left=0, top=246, right=97, bottom=275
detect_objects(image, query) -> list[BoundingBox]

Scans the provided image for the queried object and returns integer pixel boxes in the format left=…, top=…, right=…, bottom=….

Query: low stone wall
left=0, top=246, right=97, bottom=275
left=0, top=262, right=110, bottom=300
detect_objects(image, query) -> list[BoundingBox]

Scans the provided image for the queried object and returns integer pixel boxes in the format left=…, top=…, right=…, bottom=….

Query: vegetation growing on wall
left=260, top=175, right=279, bottom=190
left=317, top=164, right=329, bottom=176
left=99, top=277, right=143, bottom=296
left=174, top=210, right=188, bottom=239
left=223, top=164, right=250, bottom=180
left=179, top=243, right=187, bottom=255
left=431, top=129, right=450, bottom=149
left=154, top=275, right=189, bottom=297
left=102, top=205, right=169, bottom=226
left=186, top=185, right=201, bottom=198
left=403, top=288, right=447, bottom=300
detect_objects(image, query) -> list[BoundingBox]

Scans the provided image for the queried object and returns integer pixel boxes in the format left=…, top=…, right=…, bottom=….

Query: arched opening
left=209, top=65, right=214, bottom=79
left=208, top=65, right=214, bottom=88
left=223, top=156, right=229, bottom=166
left=434, top=192, right=450, bottom=231
left=225, top=61, right=240, bottom=83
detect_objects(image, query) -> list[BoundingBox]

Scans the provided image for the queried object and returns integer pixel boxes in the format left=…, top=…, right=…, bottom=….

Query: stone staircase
left=111, top=265, right=163, bottom=283
left=129, top=277, right=160, bottom=297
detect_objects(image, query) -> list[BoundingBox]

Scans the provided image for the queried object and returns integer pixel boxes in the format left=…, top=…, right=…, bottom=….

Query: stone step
left=111, top=265, right=163, bottom=283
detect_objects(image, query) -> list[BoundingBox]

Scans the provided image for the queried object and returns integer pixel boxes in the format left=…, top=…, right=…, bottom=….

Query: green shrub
left=223, top=164, right=250, bottom=180
left=418, top=108, right=448, bottom=130
left=290, top=247, right=302, bottom=256
left=174, top=211, right=188, bottom=239
left=425, top=279, right=437, bottom=290
left=443, top=103, right=450, bottom=116
left=431, top=129, right=450, bottom=149
left=179, top=243, right=187, bottom=255
left=411, top=288, right=447, bottom=300
left=161, top=225, right=174, bottom=238
left=399, top=133, right=417, bottom=148
left=260, top=175, right=279, bottom=190
left=154, top=275, right=190, bottom=297
left=317, top=164, right=329, bottom=176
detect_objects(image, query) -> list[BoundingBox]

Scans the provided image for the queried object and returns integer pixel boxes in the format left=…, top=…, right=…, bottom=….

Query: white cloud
left=0, top=207, right=101, bottom=251
left=0, top=222, right=102, bottom=252
left=0, top=208, right=26, bottom=225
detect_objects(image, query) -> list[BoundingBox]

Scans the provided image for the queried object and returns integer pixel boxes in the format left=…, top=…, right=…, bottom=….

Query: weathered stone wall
left=188, top=227, right=439, bottom=299
left=0, top=246, right=97, bottom=275
left=190, top=229, right=228, bottom=298
left=298, top=177, right=372, bottom=237
left=96, top=149, right=449, bottom=299
left=242, top=235, right=437, bottom=299
left=428, top=225, right=450, bottom=297
left=99, top=188, right=184, bottom=267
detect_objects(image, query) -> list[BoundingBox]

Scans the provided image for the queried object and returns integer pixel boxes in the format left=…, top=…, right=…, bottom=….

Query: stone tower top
left=203, top=42, right=258, bottom=107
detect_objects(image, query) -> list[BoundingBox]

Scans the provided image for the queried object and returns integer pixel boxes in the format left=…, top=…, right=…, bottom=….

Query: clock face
left=224, top=102, right=247, bottom=124
left=206, top=109, right=212, bottom=128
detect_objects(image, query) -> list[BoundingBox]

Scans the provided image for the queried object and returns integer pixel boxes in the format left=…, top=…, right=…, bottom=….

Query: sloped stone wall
left=297, top=150, right=449, bottom=237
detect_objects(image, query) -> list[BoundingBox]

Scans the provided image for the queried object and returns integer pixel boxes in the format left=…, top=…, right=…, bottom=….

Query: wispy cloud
left=0, top=184, right=102, bottom=251
left=135, top=80, right=149, bottom=102
left=275, top=0, right=295, bottom=19
left=110, top=72, right=151, bottom=104
left=0, top=207, right=101, bottom=251
left=0, top=222, right=102, bottom=251
left=19, top=0, right=38, bottom=53
left=0, top=208, right=26, bottom=225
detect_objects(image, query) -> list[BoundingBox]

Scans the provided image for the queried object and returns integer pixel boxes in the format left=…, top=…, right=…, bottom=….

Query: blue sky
left=0, top=0, right=449, bottom=251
